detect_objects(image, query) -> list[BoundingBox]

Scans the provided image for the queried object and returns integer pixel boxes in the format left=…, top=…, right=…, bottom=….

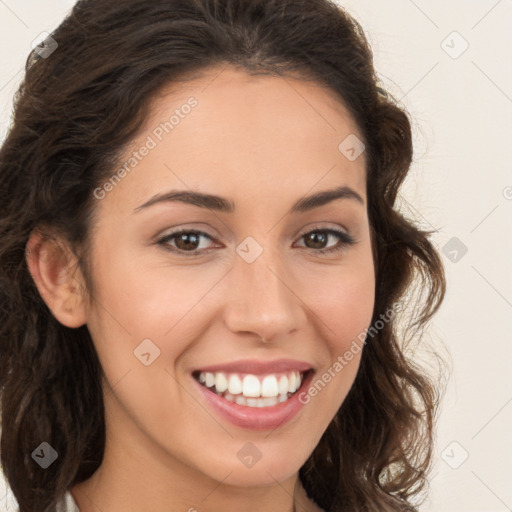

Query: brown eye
left=303, top=231, right=329, bottom=249
left=174, top=232, right=201, bottom=251
left=296, top=228, right=356, bottom=254
left=157, top=230, right=216, bottom=255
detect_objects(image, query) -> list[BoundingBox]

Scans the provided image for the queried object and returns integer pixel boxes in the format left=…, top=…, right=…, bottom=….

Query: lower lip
left=192, top=371, right=314, bottom=431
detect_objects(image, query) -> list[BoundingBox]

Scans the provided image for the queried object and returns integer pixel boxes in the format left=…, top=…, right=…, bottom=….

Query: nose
left=223, top=244, right=307, bottom=343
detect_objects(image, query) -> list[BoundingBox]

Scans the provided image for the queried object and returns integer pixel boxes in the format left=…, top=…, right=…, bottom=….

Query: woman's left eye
left=295, top=228, right=356, bottom=254
left=156, top=227, right=356, bottom=256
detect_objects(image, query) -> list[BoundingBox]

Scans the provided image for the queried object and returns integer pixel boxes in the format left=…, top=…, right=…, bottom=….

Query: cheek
left=305, top=257, right=375, bottom=353
left=323, top=274, right=374, bottom=345
left=300, top=251, right=375, bottom=402
left=88, top=233, right=211, bottom=329
left=85, top=243, right=230, bottom=379
left=293, top=257, right=375, bottom=436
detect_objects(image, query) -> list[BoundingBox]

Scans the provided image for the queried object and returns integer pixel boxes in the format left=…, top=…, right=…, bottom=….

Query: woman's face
left=83, top=65, right=375, bottom=487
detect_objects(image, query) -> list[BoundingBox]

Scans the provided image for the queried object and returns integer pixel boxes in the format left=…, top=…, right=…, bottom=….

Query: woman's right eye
left=156, top=229, right=217, bottom=256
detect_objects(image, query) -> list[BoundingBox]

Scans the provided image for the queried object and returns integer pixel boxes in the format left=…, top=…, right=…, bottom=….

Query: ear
left=25, top=228, right=88, bottom=328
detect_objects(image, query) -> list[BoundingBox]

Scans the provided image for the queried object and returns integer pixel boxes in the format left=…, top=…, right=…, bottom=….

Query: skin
left=26, top=65, right=376, bottom=512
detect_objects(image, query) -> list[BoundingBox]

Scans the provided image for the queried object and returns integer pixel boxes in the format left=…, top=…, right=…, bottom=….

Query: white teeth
left=278, top=375, right=289, bottom=395
left=289, top=372, right=297, bottom=393
left=228, top=374, right=243, bottom=395
left=205, top=372, right=215, bottom=388
left=224, top=394, right=280, bottom=408
left=242, top=374, right=261, bottom=397
left=197, top=369, right=307, bottom=403
left=261, top=375, right=279, bottom=398
left=214, top=372, right=228, bottom=393
left=263, top=397, right=278, bottom=406
left=289, top=371, right=301, bottom=392
left=234, top=394, right=246, bottom=406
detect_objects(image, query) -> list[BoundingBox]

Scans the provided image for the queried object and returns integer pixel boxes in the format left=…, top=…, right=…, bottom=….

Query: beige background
left=1, top=1, right=511, bottom=511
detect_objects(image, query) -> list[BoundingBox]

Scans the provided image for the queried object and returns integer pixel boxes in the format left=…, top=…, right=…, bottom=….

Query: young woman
left=0, top=0, right=446, bottom=511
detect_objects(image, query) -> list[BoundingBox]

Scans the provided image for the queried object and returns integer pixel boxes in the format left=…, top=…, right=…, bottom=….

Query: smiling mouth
left=192, top=369, right=313, bottom=408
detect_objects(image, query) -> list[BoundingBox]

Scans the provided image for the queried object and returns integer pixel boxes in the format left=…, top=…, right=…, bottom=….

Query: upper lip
left=193, top=358, right=314, bottom=375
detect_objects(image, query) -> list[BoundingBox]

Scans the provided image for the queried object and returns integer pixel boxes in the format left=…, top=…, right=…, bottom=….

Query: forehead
left=145, top=65, right=363, bottom=152
left=99, top=65, right=367, bottom=216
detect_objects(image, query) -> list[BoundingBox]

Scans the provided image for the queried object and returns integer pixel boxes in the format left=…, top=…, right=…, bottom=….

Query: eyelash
left=156, top=226, right=356, bottom=257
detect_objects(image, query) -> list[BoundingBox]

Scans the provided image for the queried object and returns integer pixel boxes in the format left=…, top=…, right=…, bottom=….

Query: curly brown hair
left=0, top=0, right=446, bottom=511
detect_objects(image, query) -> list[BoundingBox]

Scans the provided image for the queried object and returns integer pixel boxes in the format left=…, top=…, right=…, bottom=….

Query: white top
left=56, top=491, right=80, bottom=512
left=44, top=485, right=321, bottom=512
left=15, top=491, right=80, bottom=512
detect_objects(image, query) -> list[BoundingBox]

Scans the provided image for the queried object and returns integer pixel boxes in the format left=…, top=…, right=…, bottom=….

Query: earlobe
left=25, top=228, right=88, bottom=328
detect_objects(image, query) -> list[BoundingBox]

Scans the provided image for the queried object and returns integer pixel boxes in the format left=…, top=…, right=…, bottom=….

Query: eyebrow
left=133, top=185, right=364, bottom=214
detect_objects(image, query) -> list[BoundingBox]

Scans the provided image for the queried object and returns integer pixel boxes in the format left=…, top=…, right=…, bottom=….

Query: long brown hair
left=0, top=1, right=447, bottom=510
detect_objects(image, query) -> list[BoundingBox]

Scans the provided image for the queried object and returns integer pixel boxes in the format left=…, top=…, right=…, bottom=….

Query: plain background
left=0, top=1, right=511, bottom=511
